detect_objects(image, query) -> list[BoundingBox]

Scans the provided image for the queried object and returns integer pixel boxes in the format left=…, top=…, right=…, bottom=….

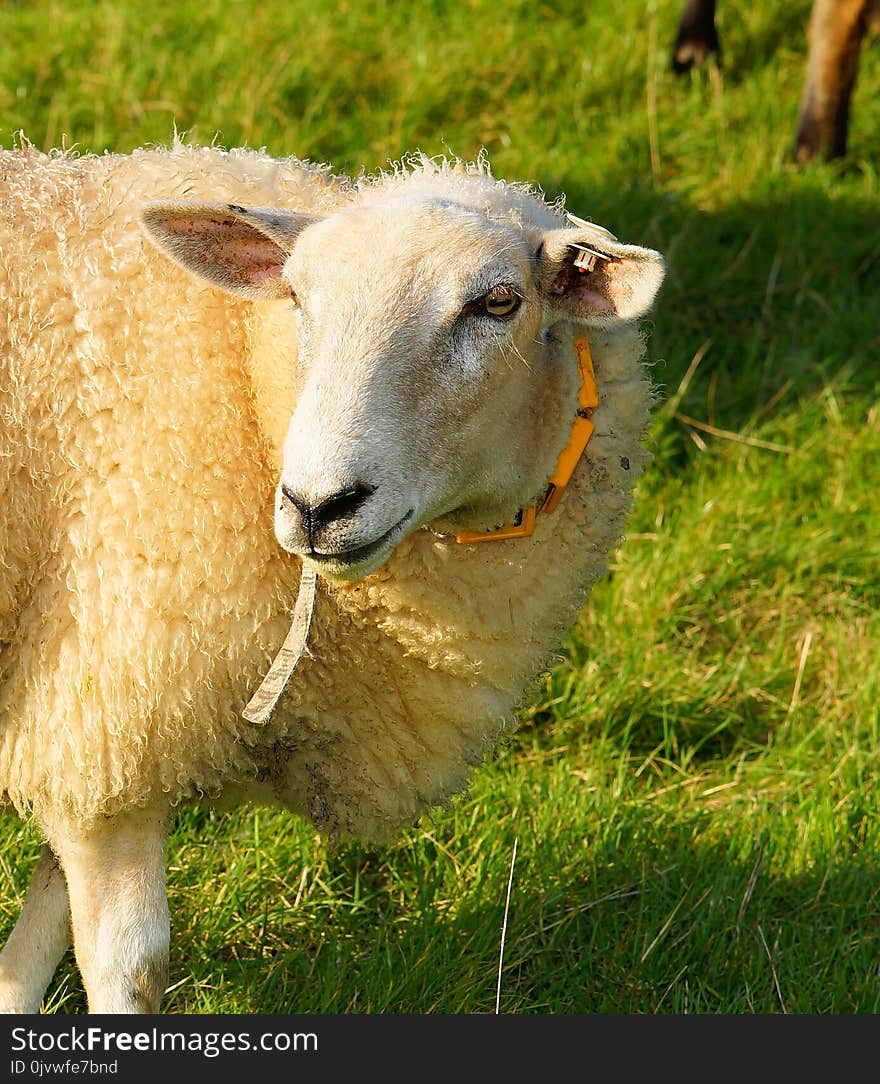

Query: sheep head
left=140, top=194, right=664, bottom=581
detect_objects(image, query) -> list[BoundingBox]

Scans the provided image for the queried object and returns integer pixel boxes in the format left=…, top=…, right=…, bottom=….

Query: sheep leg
left=672, top=0, right=720, bottom=73
left=794, top=0, right=872, bottom=161
left=0, top=846, right=71, bottom=1013
left=45, top=804, right=171, bottom=1014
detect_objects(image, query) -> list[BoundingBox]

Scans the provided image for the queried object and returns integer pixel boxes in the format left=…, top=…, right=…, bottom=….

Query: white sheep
left=0, top=139, right=664, bottom=1013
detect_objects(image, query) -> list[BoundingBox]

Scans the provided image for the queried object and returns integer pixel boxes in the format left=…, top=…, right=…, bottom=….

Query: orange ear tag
left=455, top=338, right=598, bottom=544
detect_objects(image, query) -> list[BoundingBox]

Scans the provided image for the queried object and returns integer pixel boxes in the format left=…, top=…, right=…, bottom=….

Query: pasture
left=0, top=0, right=878, bottom=1013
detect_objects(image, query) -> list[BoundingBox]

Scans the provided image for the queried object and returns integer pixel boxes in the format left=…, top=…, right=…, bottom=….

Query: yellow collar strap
left=455, top=337, right=598, bottom=543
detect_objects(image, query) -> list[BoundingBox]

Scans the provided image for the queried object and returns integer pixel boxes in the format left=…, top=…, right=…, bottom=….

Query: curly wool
left=0, top=140, right=654, bottom=842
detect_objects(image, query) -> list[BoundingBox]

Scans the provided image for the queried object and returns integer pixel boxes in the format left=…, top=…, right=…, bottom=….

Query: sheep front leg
left=45, top=804, right=171, bottom=1014
left=0, top=846, right=71, bottom=1013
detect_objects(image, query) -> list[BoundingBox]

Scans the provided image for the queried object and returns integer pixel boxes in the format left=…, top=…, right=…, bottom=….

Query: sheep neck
left=454, top=336, right=598, bottom=544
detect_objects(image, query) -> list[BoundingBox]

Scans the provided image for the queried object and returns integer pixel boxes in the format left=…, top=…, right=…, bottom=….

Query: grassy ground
left=1, top=0, right=878, bottom=1013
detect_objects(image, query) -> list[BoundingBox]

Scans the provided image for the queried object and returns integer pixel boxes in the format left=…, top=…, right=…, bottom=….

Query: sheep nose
left=280, top=481, right=377, bottom=532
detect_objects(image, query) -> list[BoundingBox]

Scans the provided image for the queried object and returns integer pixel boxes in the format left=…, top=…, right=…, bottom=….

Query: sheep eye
left=289, top=287, right=300, bottom=307
left=481, top=287, right=520, bottom=318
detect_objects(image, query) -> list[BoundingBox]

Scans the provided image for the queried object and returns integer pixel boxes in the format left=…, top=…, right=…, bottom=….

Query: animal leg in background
left=42, top=805, right=171, bottom=1014
left=672, top=0, right=876, bottom=161
left=0, top=847, right=71, bottom=1013
left=795, top=0, right=874, bottom=161
left=672, top=0, right=719, bottom=72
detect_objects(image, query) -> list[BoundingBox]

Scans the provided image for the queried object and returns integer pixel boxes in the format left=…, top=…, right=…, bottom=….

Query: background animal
left=672, top=0, right=879, bottom=160
left=0, top=142, right=663, bottom=1013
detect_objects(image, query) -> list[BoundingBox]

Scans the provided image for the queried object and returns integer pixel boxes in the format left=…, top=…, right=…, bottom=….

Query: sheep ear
left=139, top=201, right=321, bottom=299
left=536, top=224, right=665, bottom=328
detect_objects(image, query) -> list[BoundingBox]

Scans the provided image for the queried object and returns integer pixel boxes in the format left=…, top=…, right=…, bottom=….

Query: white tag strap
left=242, top=563, right=318, bottom=724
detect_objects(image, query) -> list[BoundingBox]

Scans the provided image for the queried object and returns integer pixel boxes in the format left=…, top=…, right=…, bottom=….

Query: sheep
left=672, top=0, right=879, bottom=162
left=0, top=139, right=665, bottom=1014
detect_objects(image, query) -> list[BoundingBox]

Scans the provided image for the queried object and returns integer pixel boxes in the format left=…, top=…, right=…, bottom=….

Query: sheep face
left=274, top=198, right=566, bottom=580
left=141, top=196, right=664, bottom=580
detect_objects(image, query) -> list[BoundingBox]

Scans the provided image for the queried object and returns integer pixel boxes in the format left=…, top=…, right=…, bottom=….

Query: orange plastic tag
left=541, top=338, right=597, bottom=513
left=541, top=416, right=595, bottom=513
left=455, top=338, right=597, bottom=544
left=455, top=504, right=536, bottom=544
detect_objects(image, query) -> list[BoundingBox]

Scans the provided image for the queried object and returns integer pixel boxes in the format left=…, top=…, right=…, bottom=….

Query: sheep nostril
left=280, top=484, right=308, bottom=517
left=313, top=483, right=377, bottom=529
left=279, top=481, right=377, bottom=532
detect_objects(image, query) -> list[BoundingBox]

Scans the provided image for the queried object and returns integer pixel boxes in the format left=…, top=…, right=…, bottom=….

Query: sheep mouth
left=306, top=510, right=415, bottom=578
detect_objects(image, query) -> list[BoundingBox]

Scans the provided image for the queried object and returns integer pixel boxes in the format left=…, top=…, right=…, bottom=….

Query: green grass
left=1, top=0, right=879, bottom=1014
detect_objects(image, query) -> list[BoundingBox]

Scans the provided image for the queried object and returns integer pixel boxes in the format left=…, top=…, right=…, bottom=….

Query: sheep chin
left=298, top=509, right=417, bottom=582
